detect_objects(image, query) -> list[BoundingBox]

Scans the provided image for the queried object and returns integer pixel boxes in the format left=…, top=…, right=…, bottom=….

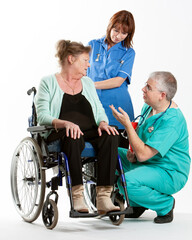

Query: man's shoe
left=125, top=207, right=147, bottom=218
left=154, top=199, right=175, bottom=224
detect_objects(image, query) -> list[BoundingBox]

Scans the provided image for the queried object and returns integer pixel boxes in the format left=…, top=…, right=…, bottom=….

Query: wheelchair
left=10, top=87, right=133, bottom=229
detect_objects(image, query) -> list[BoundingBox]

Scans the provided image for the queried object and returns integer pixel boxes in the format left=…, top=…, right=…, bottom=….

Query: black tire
left=109, top=197, right=125, bottom=226
left=42, top=199, right=58, bottom=230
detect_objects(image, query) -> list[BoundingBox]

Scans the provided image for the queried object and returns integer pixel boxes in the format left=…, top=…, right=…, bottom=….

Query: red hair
left=105, top=10, right=135, bottom=48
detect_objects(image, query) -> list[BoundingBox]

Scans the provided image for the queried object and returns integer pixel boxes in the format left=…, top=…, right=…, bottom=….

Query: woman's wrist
left=99, top=121, right=108, bottom=126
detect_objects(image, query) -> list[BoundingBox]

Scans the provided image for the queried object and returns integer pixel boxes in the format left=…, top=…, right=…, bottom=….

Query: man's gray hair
left=149, top=71, right=177, bottom=101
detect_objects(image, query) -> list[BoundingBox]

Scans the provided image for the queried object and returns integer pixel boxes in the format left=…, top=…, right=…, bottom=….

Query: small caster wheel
left=109, top=197, right=125, bottom=226
left=42, top=199, right=58, bottom=229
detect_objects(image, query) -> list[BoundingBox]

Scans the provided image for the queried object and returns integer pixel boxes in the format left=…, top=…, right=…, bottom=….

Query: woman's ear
left=68, top=55, right=76, bottom=65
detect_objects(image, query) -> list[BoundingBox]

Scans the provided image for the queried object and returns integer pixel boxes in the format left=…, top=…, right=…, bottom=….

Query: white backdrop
left=0, top=0, right=192, bottom=217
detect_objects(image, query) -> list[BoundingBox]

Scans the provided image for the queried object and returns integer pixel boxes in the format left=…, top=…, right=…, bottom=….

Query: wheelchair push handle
left=27, top=87, right=37, bottom=96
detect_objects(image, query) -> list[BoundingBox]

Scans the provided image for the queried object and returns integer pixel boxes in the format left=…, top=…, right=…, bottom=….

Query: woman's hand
left=64, top=121, right=83, bottom=139
left=98, top=121, right=119, bottom=136
left=127, top=150, right=137, bottom=163
left=53, top=119, right=83, bottom=139
left=109, top=105, right=131, bottom=127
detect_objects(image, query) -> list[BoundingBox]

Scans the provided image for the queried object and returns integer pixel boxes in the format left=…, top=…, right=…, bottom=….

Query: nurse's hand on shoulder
left=98, top=121, right=119, bottom=136
left=127, top=150, right=137, bottom=163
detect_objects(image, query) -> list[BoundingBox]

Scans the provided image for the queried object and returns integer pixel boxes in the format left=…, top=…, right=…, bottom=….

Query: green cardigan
left=35, top=74, right=108, bottom=138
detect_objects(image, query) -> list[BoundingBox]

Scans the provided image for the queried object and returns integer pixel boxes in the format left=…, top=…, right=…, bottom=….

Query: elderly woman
left=35, top=40, right=120, bottom=214
left=110, top=71, right=191, bottom=223
left=87, top=10, right=136, bottom=147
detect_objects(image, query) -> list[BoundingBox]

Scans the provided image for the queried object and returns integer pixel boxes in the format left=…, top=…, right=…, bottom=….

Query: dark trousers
left=57, top=129, right=119, bottom=186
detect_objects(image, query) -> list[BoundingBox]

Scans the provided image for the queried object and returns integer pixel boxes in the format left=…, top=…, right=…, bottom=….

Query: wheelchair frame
left=10, top=87, right=133, bottom=229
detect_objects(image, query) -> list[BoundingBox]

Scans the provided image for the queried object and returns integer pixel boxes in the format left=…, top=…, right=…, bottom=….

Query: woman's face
left=142, top=79, right=162, bottom=106
left=110, top=24, right=128, bottom=44
left=72, top=52, right=90, bottom=77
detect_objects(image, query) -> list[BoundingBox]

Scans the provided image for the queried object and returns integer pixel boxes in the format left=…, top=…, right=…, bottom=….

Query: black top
left=59, top=92, right=97, bottom=132
left=46, top=91, right=98, bottom=143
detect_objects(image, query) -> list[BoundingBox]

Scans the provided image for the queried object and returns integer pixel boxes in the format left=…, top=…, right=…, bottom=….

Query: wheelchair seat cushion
left=47, top=140, right=96, bottom=157
left=81, top=142, right=96, bottom=157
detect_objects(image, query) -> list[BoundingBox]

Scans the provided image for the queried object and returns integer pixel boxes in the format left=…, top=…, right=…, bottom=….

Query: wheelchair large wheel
left=109, top=197, right=125, bottom=226
left=42, top=199, right=58, bottom=230
left=84, top=182, right=97, bottom=212
left=83, top=161, right=97, bottom=213
left=10, top=137, right=45, bottom=223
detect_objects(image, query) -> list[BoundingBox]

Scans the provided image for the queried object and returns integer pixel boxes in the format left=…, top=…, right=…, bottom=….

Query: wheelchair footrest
left=70, top=210, right=98, bottom=218
left=97, top=207, right=134, bottom=218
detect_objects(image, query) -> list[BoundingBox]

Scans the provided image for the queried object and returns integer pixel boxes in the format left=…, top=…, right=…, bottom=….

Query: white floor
left=3, top=160, right=192, bottom=240
left=2, top=174, right=192, bottom=240
left=1, top=205, right=192, bottom=240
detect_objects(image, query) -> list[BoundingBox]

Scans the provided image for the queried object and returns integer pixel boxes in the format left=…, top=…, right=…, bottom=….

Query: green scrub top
left=137, top=104, right=191, bottom=180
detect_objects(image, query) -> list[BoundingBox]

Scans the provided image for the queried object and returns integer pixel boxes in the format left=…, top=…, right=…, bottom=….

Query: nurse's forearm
left=94, top=77, right=125, bottom=89
left=125, top=125, right=158, bottom=162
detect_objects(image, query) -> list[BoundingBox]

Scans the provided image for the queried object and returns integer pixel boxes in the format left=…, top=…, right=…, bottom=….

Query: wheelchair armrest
left=27, top=125, right=54, bottom=133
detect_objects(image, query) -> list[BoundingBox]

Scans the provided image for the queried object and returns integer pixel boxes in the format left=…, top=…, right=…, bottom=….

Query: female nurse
left=110, top=71, right=191, bottom=224
left=87, top=10, right=135, bottom=147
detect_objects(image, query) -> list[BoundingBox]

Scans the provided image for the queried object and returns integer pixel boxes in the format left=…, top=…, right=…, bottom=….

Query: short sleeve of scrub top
left=116, top=47, right=135, bottom=84
left=145, top=119, right=179, bottom=157
left=137, top=106, right=191, bottom=178
left=138, top=106, right=182, bottom=157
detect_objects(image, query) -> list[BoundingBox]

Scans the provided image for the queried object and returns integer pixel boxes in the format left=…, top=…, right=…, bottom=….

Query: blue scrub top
left=87, top=36, right=135, bottom=129
left=137, top=104, right=191, bottom=181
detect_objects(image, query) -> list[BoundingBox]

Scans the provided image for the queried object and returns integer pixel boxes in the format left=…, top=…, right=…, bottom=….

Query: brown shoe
left=72, top=185, right=89, bottom=213
left=96, top=186, right=120, bottom=214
